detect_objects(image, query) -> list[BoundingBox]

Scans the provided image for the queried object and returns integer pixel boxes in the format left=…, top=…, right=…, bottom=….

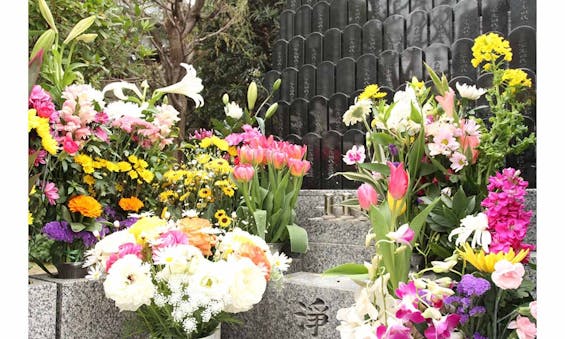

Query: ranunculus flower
left=387, top=162, right=409, bottom=200
left=223, top=256, right=267, bottom=313
left=491, top=259, right=525, bottom=289
left=357, top=183, right=378, bottom=210
left=508, top=315, right=536, bottom=339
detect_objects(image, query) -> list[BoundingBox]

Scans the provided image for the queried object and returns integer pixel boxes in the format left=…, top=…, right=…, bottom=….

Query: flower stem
left=493, top=288, right=504, bottom=338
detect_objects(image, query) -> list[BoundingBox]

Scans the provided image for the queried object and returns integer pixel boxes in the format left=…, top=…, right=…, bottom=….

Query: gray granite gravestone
left=290, top=98, right=310, bottom=136
left=367, top=0, right=388, bottom=21
left=424, top=43, right=450, bottom=80
left=342, top=129, right=366, bottom=189
left=323, top=28, right=342, bottom=63
left=312, top=1, right=330, bottom=34
left=288, top=35, right=306, bottom=69
left=509, top=26, right=536, bottom=72
left=401, top=46, right=425, bottom=85
left=330, top=0, right=348, bottom=30
left=28, top=277, right=57, bottom=339
left=342, top=24, right=363, bottom=60
left=406, top=10, right=429, bottom=49
left=303, top=132, right=322, bottom=189
left=383, top=14, right=406, bottom=53
left=434, top=0, right=456, bottom=6
left=348, top=0, right=367, bottom=25
left=430, top=5, right=454, bottom=45
left=356, top=53, right=378, bottom=90
left=305, top=32, right=323, bottom=66
left=299, top=64, right=317, bottom=99
left=481, top=0, right=510, bottom=36
left=295, top=5, right=312, bottom=37
left=475, top=72, right=494, bottom=125
left=411, top=0, right=433, bottom=11
left=336, top=57, right=357, bottom=95
left=272, top=39, right=288, bottom=71
left=280, top=9, right=295, bottom=41
left=362, top=19, right=384, bottom=55
left=281, top=67, right=299, bottom=103
left=286, top=0, right=300, bottom=11
left=378, top=50, right=400, bottom=89
left=269, top=100, right=290, bottom=138
left=451, top=38, right=477, bottom=80
left=301, top=0, right=316, bottom=6
left=316, top=60, right=336, bottom=98
left=308, top=95, right=329, bottom=134
left=389, top=0, right=410, bottom=17
left=321, top=130, right=344, bottom=189
left=454, top=0, right=480, bottom=41
left=510, top=0, right=536, bottom=30
left=328, top=92, right=350, bottom=133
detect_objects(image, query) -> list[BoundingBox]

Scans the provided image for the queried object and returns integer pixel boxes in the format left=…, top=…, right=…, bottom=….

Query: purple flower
left=77, top=231, right=97, bottom=247
left=388, top=144, right=399, bottom=157
left=42, top=221, right=75, bottom=243
left=456, top=274, right=491, bottom=297
left=469, top=306, right=486, bottom=317
left=120, top=217, right=138, bottom=228
left=473, top=333, right=488, bottom=339
left=103, top=205, right=118, bottom=220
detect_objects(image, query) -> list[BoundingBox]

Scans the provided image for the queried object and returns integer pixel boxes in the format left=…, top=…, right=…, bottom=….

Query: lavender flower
left=78, top=231, right=97, bottom=247
left=120, top=217, right=138, bottom=228
left=473, top=333, right=488, bottom=339
left=457, top=274, right=491, bottom=297
left=42, top=221, right=75, bottom=243
left=469, top=306, right=486, bottom=317
left=388, top=144, right=399, bottom=157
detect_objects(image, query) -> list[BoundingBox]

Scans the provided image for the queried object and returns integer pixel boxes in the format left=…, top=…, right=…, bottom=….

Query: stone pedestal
left=28, top=277, right=57, bottom=339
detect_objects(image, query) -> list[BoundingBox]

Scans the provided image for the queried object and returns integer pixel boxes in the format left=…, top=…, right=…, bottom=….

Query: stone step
left=222, top=272, right=360, bottom=339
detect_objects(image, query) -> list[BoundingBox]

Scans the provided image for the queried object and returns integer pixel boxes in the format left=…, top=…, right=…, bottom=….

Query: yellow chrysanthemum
left=83, top=175, right=95, bottom=185
left=458, top=243, right=529, bottom=273
left=200, top=136, right=229, bottom=151
left=222, top=186, right=235, bottom=197
left=105, top=161, right=120, bottom=172
left=197, top=154, right=212, bottom=164
left=228, top=146, right=238, bottom=157
left=358, top=84, right=387, bottom=101
left=28, top=109, right=58, bottom=155
left=68, top=195, right=103, bottom=218
left=117, top=161, right=132, bottom=172
left=128, top=216, right=168, bottom=244
left=215, top=209, right=227, bottom=219
left=159, top=190, right=178, bottom=202
left=128, top=155, right=139, bottom=164
left=119, top=196, right=144, bottom=212
left=502, top=69, right=532, bottom=88
left=128, top=170, right=139, bottom=180
left=28, top=211, right=34, bottom=225
left=179, top=192, right=190, bottom=202
left=138, top=169, right=155, bottom=183
left=471, top=32, right=513, bottom=69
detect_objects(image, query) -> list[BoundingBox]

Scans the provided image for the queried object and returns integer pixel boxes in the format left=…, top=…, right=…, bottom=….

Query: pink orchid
left=424, top=314, right=460, bottom=339
left=386, top=224, right=415, bottom=246
left=343, top=145, right=366, bottom=165
left=435, top=87, right=455, bottom=117
left=508, top=315, right=536, bottom=339
left=376, top=321, right=412, bottom=339
left=395, top=281, right=426, bottom=323
left=357, top=183, right=378, bottom=210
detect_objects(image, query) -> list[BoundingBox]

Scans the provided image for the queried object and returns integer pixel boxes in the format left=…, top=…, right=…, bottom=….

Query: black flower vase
left=55, top=262, right=88, bottom=279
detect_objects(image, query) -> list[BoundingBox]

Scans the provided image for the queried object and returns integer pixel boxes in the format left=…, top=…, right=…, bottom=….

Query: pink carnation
left=29, top=85, right=57, bottom=120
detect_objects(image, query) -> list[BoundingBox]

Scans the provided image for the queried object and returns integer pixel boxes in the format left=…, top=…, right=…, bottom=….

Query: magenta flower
left=106, top=243, right=143, bottom=272
left=155, top=230, right=189, bottom=250
left=395, top=281, right=426, bottom=323
left=29, top=149, right=47, bottom=167
left=386, top=224, right=415, bottom=246
left=62, top=134, right=79, bottom=154
left=357, top=183, right=378, bottom=210
left=424, top=314, right=460, bottom=339
left=42, top=181, right=60, bottom=205
left=29, top=85, right=57, bottom=120
left=191, top=128, right=214, bottom=140
left=343, top=145, right=366, bottom=165
left=376, top=321, right=412, bottom=339
left=387, top=162, right=409, bottom=200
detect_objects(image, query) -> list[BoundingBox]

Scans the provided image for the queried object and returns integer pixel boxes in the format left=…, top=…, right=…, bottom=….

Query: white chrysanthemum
left=223, top=257, right=267, bottom=313
left=456, top=82, right=487, bottom=100
left=448, top=212, right=491, bottom=252
left=342, top=99, right=372, bottom=126
left=224, top=101, right=244, bottom=119
left=103, top=255, right=155, bottom=312
left=387, top=86, right=422, bottom=134
left=182, top=209, right=199, bottom=218
left=85, top=229, right=136, bottom=270
left=216, top=228, right=268, bottom=257
left=104, top=100, right=146, bottom=120
left=153, top=244, right=205, bottom=279
left=189, top=260, right=231, bottom=301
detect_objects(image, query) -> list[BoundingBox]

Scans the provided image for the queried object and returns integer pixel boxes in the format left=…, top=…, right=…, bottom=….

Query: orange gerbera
left=68, top=195, right=102, bottom=218
left=119, top=196, right=144, bottom=212
left=178, top=217, right=217, bottom=256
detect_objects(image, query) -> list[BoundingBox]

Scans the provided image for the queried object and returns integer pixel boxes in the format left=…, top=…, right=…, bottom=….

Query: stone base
left=28, top=277, right=57, bottom=339
left=222, top=272, right=360, bottom=339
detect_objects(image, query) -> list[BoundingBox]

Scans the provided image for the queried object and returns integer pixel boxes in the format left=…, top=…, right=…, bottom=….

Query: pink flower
left=62, top=134, right=79, bottom=154
left=343, top=145, right=366, bottom=165
left=267, top=150, right=288, bottom=169
left=459, top=134, right=480, bottom=164
left=29, top=85, right=57, bottom=120
left=508, top=315, right=536, bottom=339
left=529, top=301, right=537, bottom=320
left=357, top=183, right=378, bottom=210
left=154, top=230, right=189, bottom=250
left=386, top=224, right=415, bottom=246
left=288, top=158, right=311, bottom=177
left=491, top=259, right=525, bottom=289
left=435, top=87, right=455, bottom=117
left=105, top=242, right=143, bottom=272
left=191, top=128, right=214, bottom=140
left=424, top=314, right=460, bottom=339
left=387, top=162, right=409, bottom=200
left=376, top=321, right=412, bottom=339
left=449, top=151, right=468, bottom=172
left=29, top=149, right=47, bottom=167
left=42, top=182, right=59, bottom=205
left=233, top=164, right=255, bottom=182
left=395, top=281, right=426, bottom=323
left=93, top=127, right=109, bottom=142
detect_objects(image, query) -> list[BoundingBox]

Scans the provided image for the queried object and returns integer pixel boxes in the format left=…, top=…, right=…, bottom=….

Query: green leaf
left=322, top=263, right=368, bottom=278
left=369, top=204, right=389, bottom=240
left=253, top=209, right=267, bottom=240
left=70, top=222, right=86, bottom=232
left=370, top=132, right=395, bottom=146
left=64, top=15, right=97, bottom=45
left=424, top=62, right=447, bottom=95
left=418, top=163, right=437, bottom=177
left=410, top=197, right=440, bottom=245
left=452, top=187, right=467, bottom=217
left=334, top=171, right=376, bottom=184
left=256, top=117, right=265, bottom=135
left=62, top=206, right=72, bottom=221
left=465, top=196, right=476, bottom=215
left=410, top=101, right=422, bottom=123
left=30, top=29, right=56, bottom=61
left=287, top=224, right=308, bottom=253
left=357, top=163, right=390, bottom=175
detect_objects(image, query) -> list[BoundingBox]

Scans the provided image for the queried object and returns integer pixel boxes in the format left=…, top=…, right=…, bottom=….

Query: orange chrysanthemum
left=178, top=217, right=217, bottom=256
left=119, top=196, right=144, bottom=212
left=68, top=195, right=102, bottom=218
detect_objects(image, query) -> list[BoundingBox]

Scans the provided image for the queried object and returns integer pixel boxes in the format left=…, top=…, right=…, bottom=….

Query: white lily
left=156, top=63, right=204, bottom=108
left=102, top=81, right=143, bottom=100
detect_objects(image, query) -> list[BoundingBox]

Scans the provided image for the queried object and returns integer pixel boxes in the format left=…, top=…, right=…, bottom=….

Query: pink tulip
left=435, top=87, right=455, bottom=117
left=491, top=260, right=525, bottom=290
left=233, top=164, right=255, bottom=182
left=508, top=315, right=536, bottom=339
left=386, top=224, right=415, bottom=246
left=267, top=150, right=288, bottom=169
left=387, top=162, right=409, bottom=200
left=288, top=158, right=311, bottom=177
left=286, top=144, right=307, bottom=160
left=357, top=183, right=378, bottom=210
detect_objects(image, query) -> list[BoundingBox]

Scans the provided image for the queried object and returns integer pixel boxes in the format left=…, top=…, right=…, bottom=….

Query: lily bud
left=222, top=93, right=229, bottom=105
left=247, top=81, right=257, bottom=111
left=265, top=102, right=278, bottom=119
left=273, top=78, right=281, bottom=91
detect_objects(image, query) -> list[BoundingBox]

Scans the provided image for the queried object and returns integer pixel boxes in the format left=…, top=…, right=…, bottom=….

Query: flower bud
left=272, top=78, right=281, bottom=91
left=265, top=102, right=278, bottom=119
left=247, top=81, right=257, bottom=111
left=222, top=93, right=229, bottom=105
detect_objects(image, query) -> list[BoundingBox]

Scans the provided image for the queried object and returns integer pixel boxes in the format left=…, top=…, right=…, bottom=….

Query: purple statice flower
left=103, top=205, right=118, bottom=220
left=388, top=144, right=399, bottom=157
left=473, top=333, right=488, bottom=339
left=469, top=306, right=486, bottom=317
left=42, top=221, right=75, bottom=243
left=77, top=231, right=97, bottom=247
left=457, top=274, right=491, bottom=297
left=120, top=217, right=138, bottom=228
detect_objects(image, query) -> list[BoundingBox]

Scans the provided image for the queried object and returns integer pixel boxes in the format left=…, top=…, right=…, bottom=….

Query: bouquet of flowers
left=83, top=215, right=292, bottom=338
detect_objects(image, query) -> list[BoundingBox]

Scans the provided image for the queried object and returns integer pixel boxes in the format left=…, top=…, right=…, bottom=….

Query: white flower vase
left=198, top=324, right=221, bottom=339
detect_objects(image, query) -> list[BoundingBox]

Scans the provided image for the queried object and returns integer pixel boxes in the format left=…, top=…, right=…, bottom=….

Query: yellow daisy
left=458, top=243, right=529, bottom=273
